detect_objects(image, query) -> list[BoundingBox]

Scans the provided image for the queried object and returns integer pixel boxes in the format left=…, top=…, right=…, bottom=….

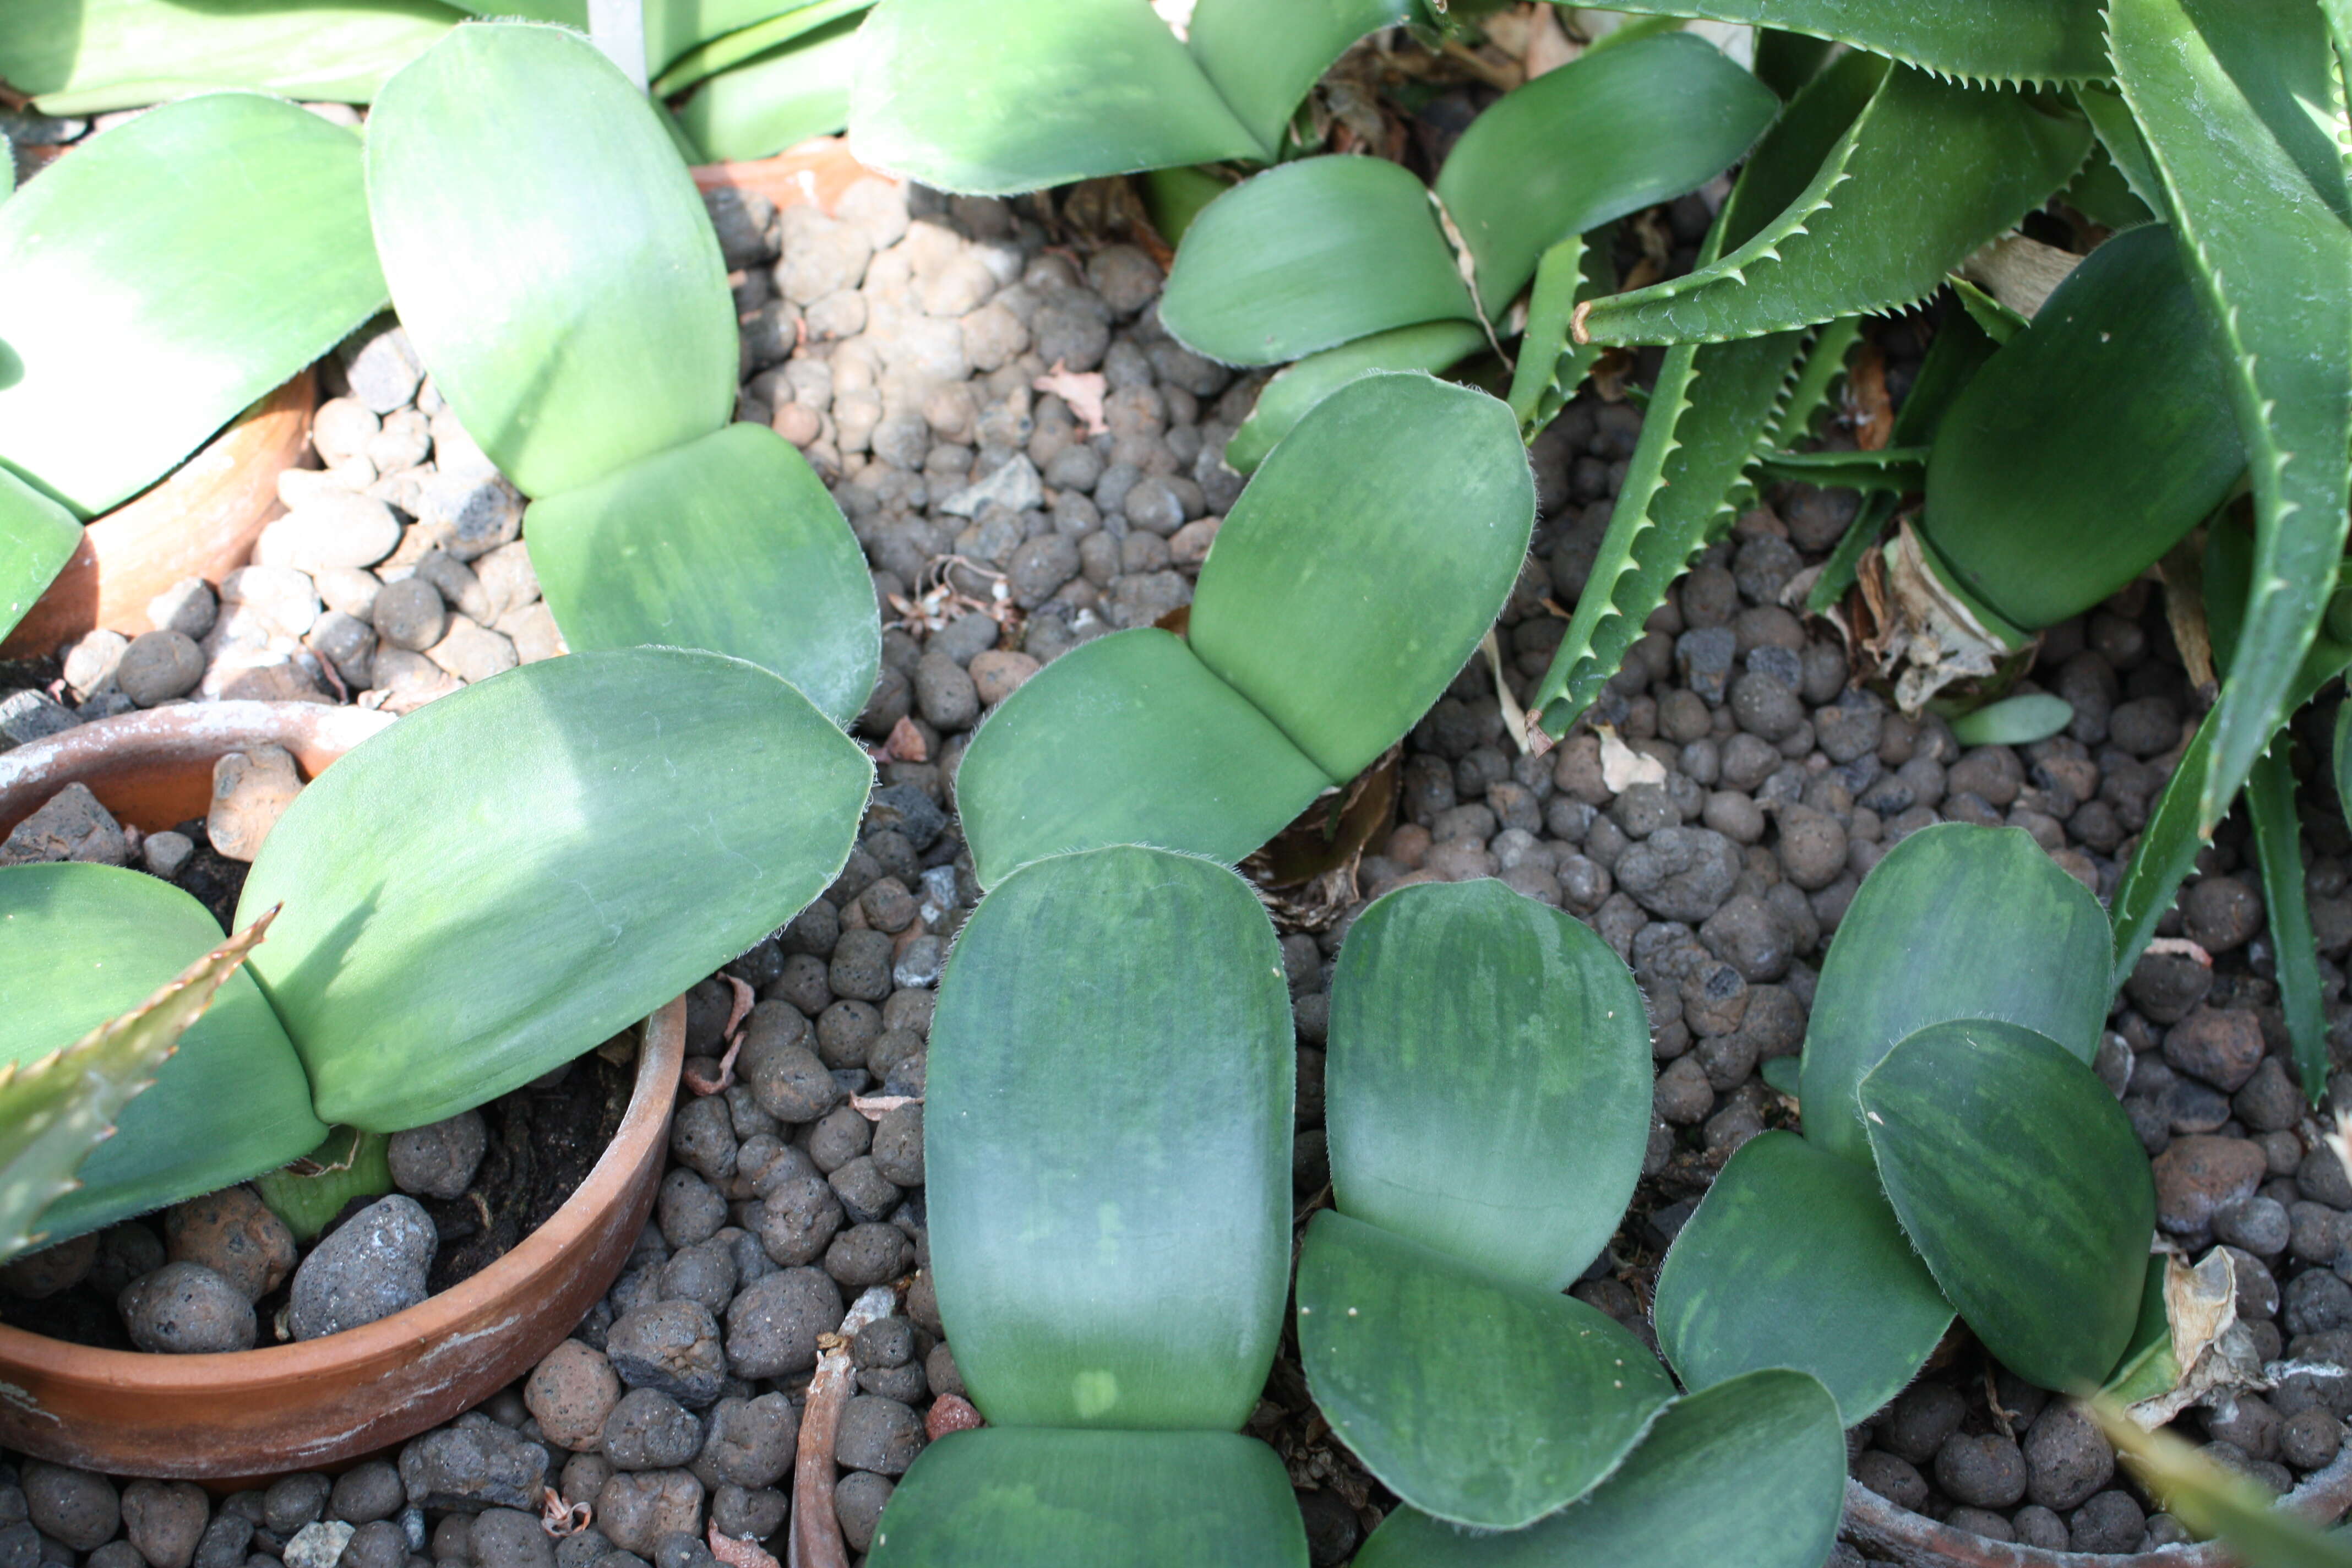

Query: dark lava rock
left=2153, top=1136, right=2267, bottom=1233
left=400, top=1417, right=549, bottom=1511
left=607, top=1300, right=728, bottom=1407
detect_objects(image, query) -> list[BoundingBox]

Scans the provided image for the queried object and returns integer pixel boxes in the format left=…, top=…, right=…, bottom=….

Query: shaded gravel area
left=6, top=175, right=2352, bottom=1567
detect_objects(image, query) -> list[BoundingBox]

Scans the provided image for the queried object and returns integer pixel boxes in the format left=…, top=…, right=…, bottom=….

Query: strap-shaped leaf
left=1570, top=0, right=2109, bottom=85
left=1577, top=68, right=2091, bottom=348
left=1509, top=231, right=1616, bottom=438
left=845, top=0, right=1266, bottom=195
left=1768, top=315, right=1864, bottom=449
left=651, top=0, right=870, bottom=94
left=1351, top=1369, right=1847, bottom=1568
left=1803, top=823, right=2110, bottom=1166
left=366, top=22, right=736, bottom=498
left=2248, top=741, right=2328, bottom=1106
left=0, top=94, right=386, bottom=518
left=1228, top=320, right=1487, bottom=476
left=1755, top=445, right=1926, bottom=493
left=0, top=0, right=458, bottom=115
left=1920, top=223, right=2241, bottom=631
left=868, top=1429, right=1308, bottom=1568
left=2113, top=0, right=2352, bottom=836
left=1186, top=0, right=1415, bottom=156
left=524, top=422, right=879, bottom=729
left=1861, top=1019, right=2155, bottom=1391
left=954, top=629, right=1333, bottom=891
left=927, top=846, right=1291, bottom=1430
left=1653, top=1131, right=1950, bottom=1424
left=1948, top=692, right=2075, bottom=748
left=1327, top=880, right=1649, bottom=1292
left=1435, top=32, right=1777, bottom=316
left=0, top=875, right=304, bottom=1253
left=1296, top=1212, right=1674, bottom=1529
left=672, top=13, right=867, bottom=163
left=254, top=1128, right=395, bottom=1243
left=1190, top=373, right=1533, bottom=781
left=1160, top=159, right=1473, bottom=368
left=239, top=647, right=871, bottom=1131
left=0, top=472, right=79, bottom=647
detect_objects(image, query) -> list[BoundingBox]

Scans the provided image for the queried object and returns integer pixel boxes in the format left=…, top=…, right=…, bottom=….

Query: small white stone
left=282, top=1520, right=356, bottom=1568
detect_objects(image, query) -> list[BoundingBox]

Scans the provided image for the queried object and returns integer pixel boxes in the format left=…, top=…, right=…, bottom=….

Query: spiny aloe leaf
left=1768, top=315, right=1864, bottom=449
left=672, top=12, right=867, bottom=163
left=1571, top=0, right=2109, bottom=84
left=846, top=0, right=1266, bottom=195
left=1754, top=445, right=1926, bottom=493
left=1296, top=1212, right=1675, bottom=1529
left=523, top=422, right=880, bottom=729
left=1861, top=1019, right=2154, bottom=1390
left=1752, top=27, right=1836, bottom=99
left=1804, top=823, right=2111, bottom=1166
left=1919, top=223, right=2242, bottom=631
left=1509, top=231, right=1616, bottom=438
left=239, top=647, right=871, bottom=1131
left=1159, top=157, right=1474, bottom=368
left=1351, top=1369, right=1847, bottom=1568
left=867, top=1429, right=1308, bottom=1568
left=0, top=0, right=459, bottom=114
left=953, top=629, right=1333, bottom=890
left=0, top=93, right=385, bottom=519
left=1227, top=320, right=1487, bottom=475
left=1326, top=879, right=1649, bottom=1292
left=1947, top=692, right=2075, bottom=748
left=1186, top=0, right=1418, bottom=156
left=253, top=1128, right=395, bottom=1243
left=1577, top=68, right=2092, bottom=348
left=2113, top=0, right=2352, bottom=836
left=650, top=0, right=870, bottom=94
left=2093, top=1399, right=2352, bottom=1567
left=2066, top=135, right=2158, bottom=231
left=1950, top=276, right=2028, bottom=343
left=928, top=846, right=1291, bottom=1430
left=1431, top=32, right=1777, bottom=315
left=1653, top=1130, right=1951, bottom=1424
left=0, top=889, right=282, bottom=1259
left=2249, top=739, right=2329, bottom=1105
left=2074, top=84, right=2163, bottom=213
left=0, top=471, right=79, bottom=647
left=366, top=21, right=736, bottom=499
left=1189, top=373, right=1534, bottom=782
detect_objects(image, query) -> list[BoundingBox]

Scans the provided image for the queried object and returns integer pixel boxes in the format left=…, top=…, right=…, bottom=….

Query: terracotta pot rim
left=0, top=1000, right=683, bottom=1395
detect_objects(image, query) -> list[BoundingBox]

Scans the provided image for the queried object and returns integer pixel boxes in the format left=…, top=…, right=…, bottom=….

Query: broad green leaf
left=0, top=472, right=79, bottom=647
left=954, top=629, right=1333, bottom=890
left=1768, top=316, right=1864, bottom=449
left=239, top=648, right=871, bottom=1131
left=1861, top=1019, right=2154, bottom=1390
left=1326, top=879, right=1649, bottom=1292
left=1577, top=69, right=2092, bottom=348
left=928, top=847, right=1291, bottom=1430
left=1803, top=823, right=2110, bottom=1166
left=253, top=1128, right=395, bottom=1242
left=1435, top=33, right=1777, bottom=315
left=1574, top=0, right=2109, bottom=84
left=1140, top=165, right=1232, bottom=248
left=1509, top=230, right=1616, bottom=438
left=2100, top=1254, right=2179, bottom=1406
left=0, top=0, right=460, bottom=114
left=1186, top=0, right=1415, bottom=156
left=672, top=12, right=867, bottom=164
left=2113, top=0, right=2352, bottom=835
left=2093, top=1399, right=2352, bottom=1568
left=1160, top=159, right=1473, bottom=368
left=524, top=423, right=879, bottom=729
left=1920, top=224, right=2242, bottom=631
left=1296, top=1212, right=1674, bottom=1529
left=868, top=1429, right=1308, bottom=1568
left=1228, top=320, right=1487, bottom=475
left=1189, top=373, right=1533, bottom=781
left=845, top=0, right=1266, bottom=195
left=1754, top=445, right=1926, bottom=493
left=366, top=23, right=736, bottom=499
left=650, top=0, right=870, bottom=94
left=1947, top=693, right=2075, bottom=748
left=1653, top=1131, right=1951, bottom=1423
left=0, top=874, right=308, bottom=1250
left=1352, top=1370, right=1847, bottom=1568
left=2250, top=739, right=2329, bottom=1104
left=0, top=93, right=385, bottom=518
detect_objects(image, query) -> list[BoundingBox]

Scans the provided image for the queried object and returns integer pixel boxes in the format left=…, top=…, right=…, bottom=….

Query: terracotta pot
left=0, top=705, right=684, bottom=1480
left=2, top=369, right=317, bottom=660
left=693, top=133, right=891, bottom=216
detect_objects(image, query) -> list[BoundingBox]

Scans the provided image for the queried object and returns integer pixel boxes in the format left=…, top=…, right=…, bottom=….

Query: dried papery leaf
left=1957, top=233, right=2082, bottom=318
left=1033, top=363, right=1109, bottom=436
left=0, top=902, right=276, bottom=1259
left=2126, top=1250, right=2267, bottom=1428
left=1559, top=0, right=2110, bottom=84
left=1866, top=523, right=2027, bottom=714
left=1597, top=728, right=1667, bottom=792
